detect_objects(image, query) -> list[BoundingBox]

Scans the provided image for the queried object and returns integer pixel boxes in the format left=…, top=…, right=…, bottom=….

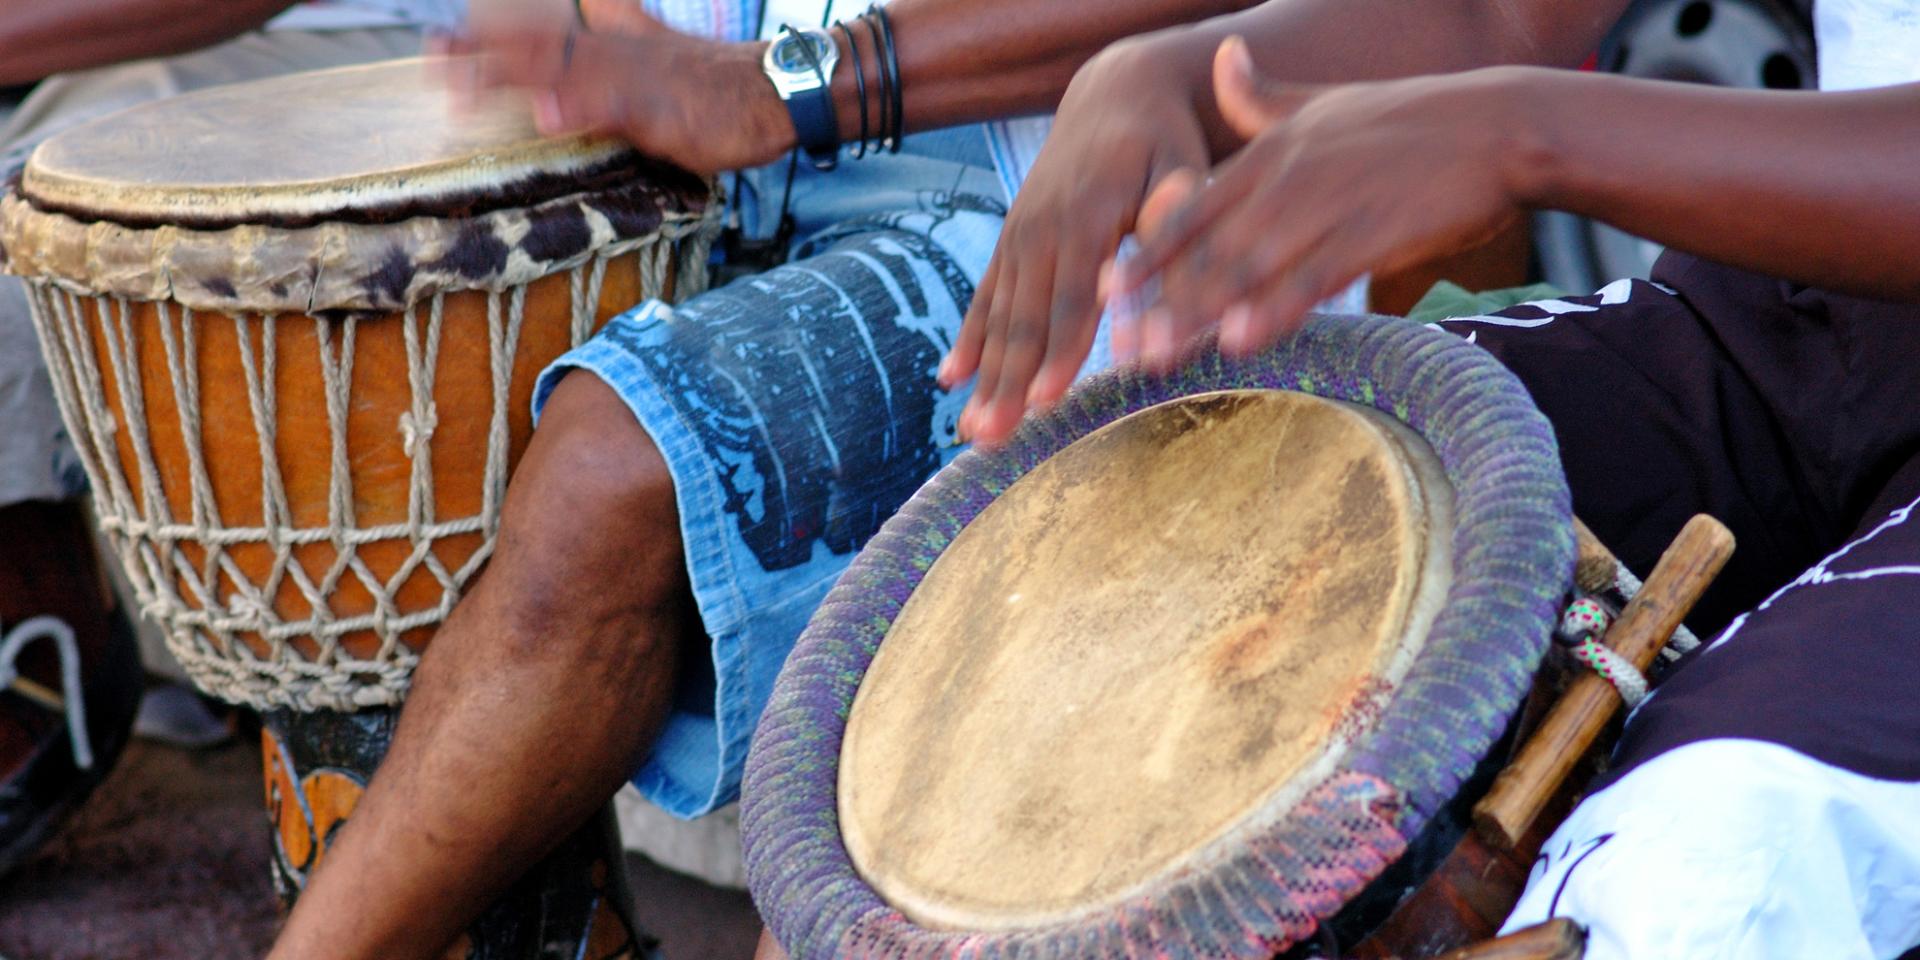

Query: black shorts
left=1439, top=250, right=1920, bottom=783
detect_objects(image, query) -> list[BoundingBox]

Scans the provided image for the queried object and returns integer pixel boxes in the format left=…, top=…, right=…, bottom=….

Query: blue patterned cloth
left=535, top=140, right=1111, bottom=818
left=557, top=0, right=1052, bottom=814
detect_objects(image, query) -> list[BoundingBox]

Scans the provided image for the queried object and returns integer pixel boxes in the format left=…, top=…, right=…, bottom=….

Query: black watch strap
left=787, top=86, right=840, bottom=171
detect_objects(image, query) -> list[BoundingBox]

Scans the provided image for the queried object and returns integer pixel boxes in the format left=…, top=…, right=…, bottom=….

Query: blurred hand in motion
left=1116, top=37, right=1534, bottom=361
left=940, top=38, right=1212, bottom=445
left=433, top=0, right=794, bottom=174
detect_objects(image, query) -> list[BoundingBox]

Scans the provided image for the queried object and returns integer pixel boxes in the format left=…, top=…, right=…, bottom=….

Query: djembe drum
left=0, top=59, right=720, bottom=955
left=742, top=317, right=1727, bottom=959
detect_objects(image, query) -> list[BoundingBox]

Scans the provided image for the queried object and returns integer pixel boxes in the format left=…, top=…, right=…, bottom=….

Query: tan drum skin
left=839, top=390, right=1456, bottom=931
left=18, top=57, right=632, bottom=226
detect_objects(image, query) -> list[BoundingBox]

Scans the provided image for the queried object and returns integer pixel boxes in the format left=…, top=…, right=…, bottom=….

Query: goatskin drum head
left=18, top=58, right=634, bottom=226
left=839, top=389, right=1454, bottom=930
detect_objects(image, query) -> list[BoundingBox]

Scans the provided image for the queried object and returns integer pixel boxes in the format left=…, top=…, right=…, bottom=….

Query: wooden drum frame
left=0, top=59, right=722, bottom=957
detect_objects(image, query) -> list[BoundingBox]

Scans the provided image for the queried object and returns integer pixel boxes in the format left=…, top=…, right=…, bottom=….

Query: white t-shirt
left=267, top=0, right=467, bottom=32
left=1816, top=0, right=1920, bottom=90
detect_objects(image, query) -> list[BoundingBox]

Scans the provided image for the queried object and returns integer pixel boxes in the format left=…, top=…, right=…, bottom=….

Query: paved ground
left=0, top=734, right=761, bottom=960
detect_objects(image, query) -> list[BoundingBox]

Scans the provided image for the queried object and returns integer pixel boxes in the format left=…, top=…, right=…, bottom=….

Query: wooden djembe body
left=0, top=58, right=722, bottom=957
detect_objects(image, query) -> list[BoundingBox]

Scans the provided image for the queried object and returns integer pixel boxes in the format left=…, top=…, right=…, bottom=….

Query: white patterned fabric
left=1503, top=741, right=1920, bottom=959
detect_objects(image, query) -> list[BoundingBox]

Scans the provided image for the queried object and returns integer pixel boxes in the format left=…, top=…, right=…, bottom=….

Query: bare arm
left=1113, top=55, right=1920, bottom=371
left=1111, top=0, right=1635, bottom=156
left=1519, top=72, right=1920, bottom=301
left=943, top=0, right=1637, bottom=444
left=0, top=0, right=301, bottom=86
left=870, top=0, right=1258, bottom=136
left=446, top=0, right=1265, bottom=174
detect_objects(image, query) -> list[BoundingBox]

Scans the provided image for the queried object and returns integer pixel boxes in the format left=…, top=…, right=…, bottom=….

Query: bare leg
left=269, top=372, right=697, bottom=960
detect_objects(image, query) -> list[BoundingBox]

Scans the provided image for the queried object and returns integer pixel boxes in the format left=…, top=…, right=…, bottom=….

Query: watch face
left=771, top=31, right=835, bottom=75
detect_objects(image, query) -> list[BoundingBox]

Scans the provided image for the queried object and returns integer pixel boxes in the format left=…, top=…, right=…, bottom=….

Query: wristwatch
left=763, top=26, right=842, bottom=171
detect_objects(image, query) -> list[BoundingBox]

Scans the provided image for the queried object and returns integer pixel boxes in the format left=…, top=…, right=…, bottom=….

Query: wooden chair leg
left=1432, top=919, right=1585, bottom=960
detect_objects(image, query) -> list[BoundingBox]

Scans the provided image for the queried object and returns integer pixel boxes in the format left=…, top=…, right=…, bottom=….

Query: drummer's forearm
left=1088, top=0, right=1632, bottom=157
left=1509, top=70, right=1920, bottom=301
left=0, top=0, right=297, bottom=85
left=822, top=0, right=1259, bottom=138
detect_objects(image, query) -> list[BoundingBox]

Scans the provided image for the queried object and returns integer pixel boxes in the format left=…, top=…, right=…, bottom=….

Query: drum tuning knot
left=227, top=590, right=275, bottom=626
left=399, top=406, right=439, bottom=457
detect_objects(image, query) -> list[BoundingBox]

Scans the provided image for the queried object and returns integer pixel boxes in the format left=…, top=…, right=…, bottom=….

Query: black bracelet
left=871, top=4, right=904, bottom=153
left=860, top=12, right=892, bottom=155
left=836, top=21, right=869, bottom=159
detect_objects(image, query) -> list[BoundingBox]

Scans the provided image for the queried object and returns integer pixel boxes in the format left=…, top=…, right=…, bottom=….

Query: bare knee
left=485, top=370, right=689, bottom=633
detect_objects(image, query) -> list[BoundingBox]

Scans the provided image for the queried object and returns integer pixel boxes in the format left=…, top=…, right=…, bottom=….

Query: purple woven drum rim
left=741, top=315, right=1575, bottom=959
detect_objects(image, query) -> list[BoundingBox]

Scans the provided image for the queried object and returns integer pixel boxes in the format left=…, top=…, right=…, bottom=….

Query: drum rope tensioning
left=0, top=60, right=721, bottom=714
left=742, top=315, right=1579, bottom=959
left=1, top=58, right=721, bottom=957
left=15, top=223, right=712, bottom=712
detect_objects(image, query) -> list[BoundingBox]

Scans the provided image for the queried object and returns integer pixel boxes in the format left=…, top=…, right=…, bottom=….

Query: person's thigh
left=1443, top=250, right=1920, bottom=634
left=529, top=154, right=1113, bottom=818
left=1465, top=262, right=1920, bottom=957
left=1501, top=461, right=1920, bottom=958
left=1440, top=259, right=1862, bottom=634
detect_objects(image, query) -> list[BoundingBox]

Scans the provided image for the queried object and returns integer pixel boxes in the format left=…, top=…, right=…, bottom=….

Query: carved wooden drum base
left=263, top=710, right=649, bottom=960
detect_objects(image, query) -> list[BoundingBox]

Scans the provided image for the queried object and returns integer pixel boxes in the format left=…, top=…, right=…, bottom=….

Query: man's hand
left=941, top=40, right=1211, bottom=445
left=1118, top=39, right=1537, bottom=361
left=435, top=6, right=794, bottom=175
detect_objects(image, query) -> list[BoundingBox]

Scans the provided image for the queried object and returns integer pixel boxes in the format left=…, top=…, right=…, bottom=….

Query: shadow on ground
left=0, top=737, right=761, bottom=960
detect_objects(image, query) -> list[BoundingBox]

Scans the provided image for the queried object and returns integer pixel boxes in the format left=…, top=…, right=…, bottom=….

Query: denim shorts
left=534, top=127, right=1114, bottom=817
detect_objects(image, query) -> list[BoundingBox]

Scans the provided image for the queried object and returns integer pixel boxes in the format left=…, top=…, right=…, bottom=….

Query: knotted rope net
left=23, top=213, right=716, bottom=713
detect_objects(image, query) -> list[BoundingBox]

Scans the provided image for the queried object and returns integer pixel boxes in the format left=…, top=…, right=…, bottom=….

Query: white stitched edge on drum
left=0, top=190, right=720, bottom=316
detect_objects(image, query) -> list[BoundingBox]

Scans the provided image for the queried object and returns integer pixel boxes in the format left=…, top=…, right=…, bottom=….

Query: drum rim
left=0, top=59, right=718, bottom=316
left=740, top=315, right=1576, bottom=960
left=12, top=58, right=652, bottom=231
left=0, top=177, right=720, bottom=315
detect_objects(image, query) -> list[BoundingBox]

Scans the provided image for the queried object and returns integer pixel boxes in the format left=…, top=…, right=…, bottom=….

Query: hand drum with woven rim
left=0, top=58, right=720, bottom=713
left=742, top=319, right=1578, bottom=960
